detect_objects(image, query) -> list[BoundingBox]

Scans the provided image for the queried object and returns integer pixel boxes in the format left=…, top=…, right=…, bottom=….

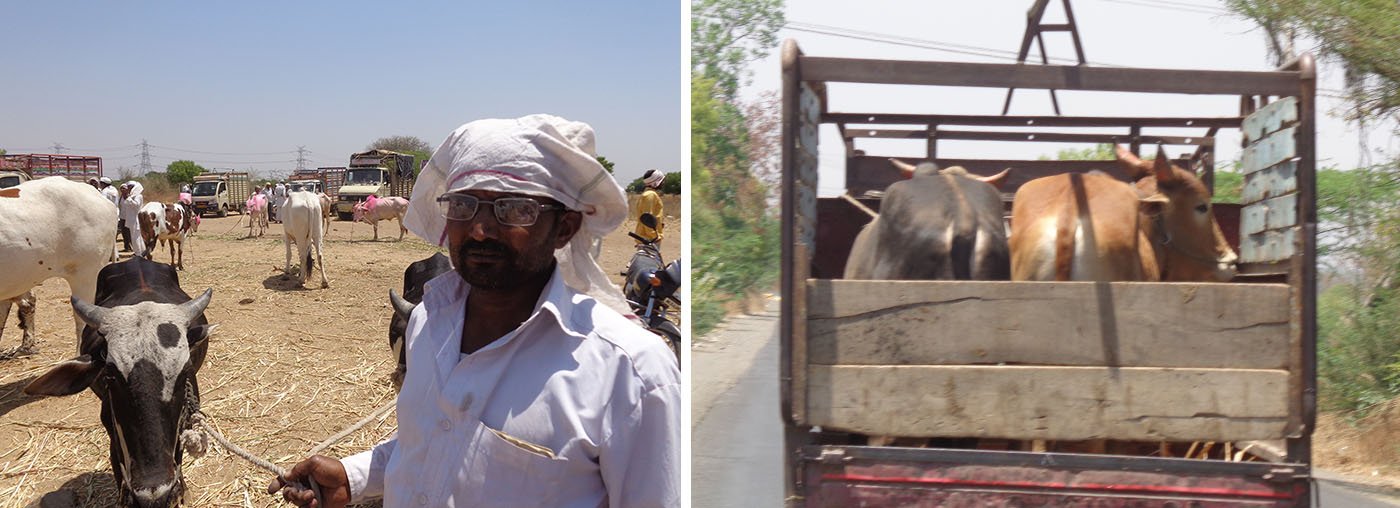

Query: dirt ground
left=0, top=195, right=679, bottom=507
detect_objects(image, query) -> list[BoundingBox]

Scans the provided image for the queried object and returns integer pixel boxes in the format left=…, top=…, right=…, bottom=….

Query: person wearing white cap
left=118, top=181, right=144, bottom=254
left=97, top=177, right=119, bottom=208
left=634, top=169, right=666, bottom=243
left=273, top=114, right=680, bottom=508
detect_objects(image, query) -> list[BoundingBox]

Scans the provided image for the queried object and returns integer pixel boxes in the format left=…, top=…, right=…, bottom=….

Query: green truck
left=333, top=150, right=415, bottom=221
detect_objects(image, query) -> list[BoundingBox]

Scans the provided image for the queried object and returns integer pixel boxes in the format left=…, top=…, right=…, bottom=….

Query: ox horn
left=70, top=296, right=110, bottom=329
left=389, top=290, right=416, bottom=319
left=888, top=158, right=919, bottom=178
left=178, top=289, right=214, bottom=324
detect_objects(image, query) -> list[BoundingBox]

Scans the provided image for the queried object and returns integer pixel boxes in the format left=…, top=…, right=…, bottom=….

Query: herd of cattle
left=0, top=176, right=425, bottom=507
left=845, top=144, right=1237, bottom=284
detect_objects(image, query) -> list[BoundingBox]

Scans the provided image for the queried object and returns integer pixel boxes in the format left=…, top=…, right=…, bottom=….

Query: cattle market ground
left=0, top=195, right=679, bottom=507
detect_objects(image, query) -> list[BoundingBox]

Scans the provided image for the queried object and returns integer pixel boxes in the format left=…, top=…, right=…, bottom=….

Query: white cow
left=0, top=177, right=118, bottom=352
left=353, top=195, right=409, bottom=241
left=282, top=190, right=329, bottom=288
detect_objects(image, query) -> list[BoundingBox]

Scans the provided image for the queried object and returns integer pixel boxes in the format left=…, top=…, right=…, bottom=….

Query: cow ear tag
left=0, top=188, right=19, bottom=198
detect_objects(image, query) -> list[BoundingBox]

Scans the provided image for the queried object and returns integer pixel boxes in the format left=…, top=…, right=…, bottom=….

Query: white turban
left=644, top=169, right=665, bottom=188
left=403, top=114, right=630, bottom=316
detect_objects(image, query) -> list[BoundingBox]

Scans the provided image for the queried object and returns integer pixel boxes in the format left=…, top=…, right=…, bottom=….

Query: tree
left=596, top=156, right=615, bottom=174
left=662, top=171, right=681, bottom=194
left=1226, top=0, right=1400, bottom=120
left=692, top=0, right=786, bottom=99
left=165, top=160, right=205, bottom=185
left=368, top=135, right=433, bottom=175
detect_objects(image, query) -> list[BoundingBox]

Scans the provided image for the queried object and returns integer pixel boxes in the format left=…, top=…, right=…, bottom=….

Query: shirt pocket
left=470, top=423, right=569, bottom=508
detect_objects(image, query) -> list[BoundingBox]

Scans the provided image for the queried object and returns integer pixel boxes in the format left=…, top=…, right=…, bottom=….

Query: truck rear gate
left=780, top=39, right=1317, bottom=507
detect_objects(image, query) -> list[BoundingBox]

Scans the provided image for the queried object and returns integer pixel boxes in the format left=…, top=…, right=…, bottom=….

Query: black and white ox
left=387, top=252, right=452, bottom=389
left=25, top=257, right=215, bottom=508
left=844, top=160, right=1012, bottom=280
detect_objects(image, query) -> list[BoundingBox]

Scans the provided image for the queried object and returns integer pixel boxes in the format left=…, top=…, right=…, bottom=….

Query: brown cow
left=1010, top=145, right=1236, bottom=282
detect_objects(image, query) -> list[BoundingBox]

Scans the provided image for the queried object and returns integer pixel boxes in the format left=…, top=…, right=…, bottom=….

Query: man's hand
left=267, top=455, right=352, bottom=508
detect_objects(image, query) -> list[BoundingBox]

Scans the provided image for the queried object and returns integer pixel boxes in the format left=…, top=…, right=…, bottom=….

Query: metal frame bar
left=843, top=128, right=1214, bottom=146
left=780, top=39, right=1318, bottom=506
left=825, top=113, right=1243, bottom=128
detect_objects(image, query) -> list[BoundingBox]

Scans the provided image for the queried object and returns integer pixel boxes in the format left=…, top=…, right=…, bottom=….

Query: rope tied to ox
left=181, top=383, right=324, bottom=504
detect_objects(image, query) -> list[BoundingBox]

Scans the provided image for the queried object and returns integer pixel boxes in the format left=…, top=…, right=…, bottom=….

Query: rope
left=183, top=380, right=324, bottom=505
left=309, top=399, right=396, bottom=456
left=840, top=193, right=879, bottom=219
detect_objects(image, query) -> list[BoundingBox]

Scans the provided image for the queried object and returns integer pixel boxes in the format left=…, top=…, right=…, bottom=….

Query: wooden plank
left=800, top=56, right=1301, bottom=96
left=808, top=365, right=1292, bottom=441
left=845, top=129, right=1213, bottom=146
left=845, top=157, right=1131, bottom=198
left=1241, top=228, right=1298, bottom=264
left=1241, top=160, right=1298, bottom=203
left=1243, top=97, right=1299, bottom=142
left=1241, top=126, right=1297, bottom=174
left=1241, top=194, right=1298, bottom=236
left=824, top=113, right=1243, bottom=128
left=806, top=280, right=1291, bottom=369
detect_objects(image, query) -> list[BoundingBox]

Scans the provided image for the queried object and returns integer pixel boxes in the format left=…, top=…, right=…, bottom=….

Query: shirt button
left=439, top=419, right=452, bottom=431
left=417, top=493, right=428, bottom=505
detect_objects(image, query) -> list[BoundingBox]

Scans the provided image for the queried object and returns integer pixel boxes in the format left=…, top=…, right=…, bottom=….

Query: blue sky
left=1, top=1, right=681, bottom=183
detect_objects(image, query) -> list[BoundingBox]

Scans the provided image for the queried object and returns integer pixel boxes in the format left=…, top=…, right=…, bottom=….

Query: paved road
left=688, top=300, right=1400, bottom=507
left=692, top=303, right=783, bottom=508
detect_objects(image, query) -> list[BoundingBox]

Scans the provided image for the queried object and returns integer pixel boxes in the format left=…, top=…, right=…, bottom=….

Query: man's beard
left=454, top=238, right=556, bottom=290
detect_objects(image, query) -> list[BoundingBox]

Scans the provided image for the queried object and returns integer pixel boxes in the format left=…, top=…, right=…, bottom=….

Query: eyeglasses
left=436, top=194, right=564, bottom=226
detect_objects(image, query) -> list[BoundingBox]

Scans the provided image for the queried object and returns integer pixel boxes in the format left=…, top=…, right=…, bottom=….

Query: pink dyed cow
left=246, top=193, right=269, bottom=237
left=353, top=195, right=409, bottom=241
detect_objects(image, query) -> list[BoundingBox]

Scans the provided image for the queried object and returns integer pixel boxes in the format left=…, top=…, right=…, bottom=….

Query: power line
left=782, top=21, right=1126, bottom=67
left=146, top=144, right=298, bottom=156
left=1090, top=0, right=1229, bottom=16
left=296, top=146, right=309, bottom=172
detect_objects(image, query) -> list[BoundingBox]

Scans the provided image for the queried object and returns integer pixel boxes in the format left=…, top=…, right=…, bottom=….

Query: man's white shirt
left=341, top=267, right=681, bottom=507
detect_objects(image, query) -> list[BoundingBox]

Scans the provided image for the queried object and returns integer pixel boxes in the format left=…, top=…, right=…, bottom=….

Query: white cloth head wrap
left=404, top=114, right=631, bottom=316
left=644, top=170, right=665, bottom=188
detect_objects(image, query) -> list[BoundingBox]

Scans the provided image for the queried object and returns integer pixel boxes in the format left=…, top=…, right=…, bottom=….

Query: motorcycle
left=623, top=213, right=682, bottom=358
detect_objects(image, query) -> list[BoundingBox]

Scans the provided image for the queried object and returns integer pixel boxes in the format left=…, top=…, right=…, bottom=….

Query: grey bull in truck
left=780, top=38, right=1318, bottom=507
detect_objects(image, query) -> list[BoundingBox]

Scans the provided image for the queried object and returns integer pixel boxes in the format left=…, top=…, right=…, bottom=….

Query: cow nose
left=129, top=481, right=180, bottom=507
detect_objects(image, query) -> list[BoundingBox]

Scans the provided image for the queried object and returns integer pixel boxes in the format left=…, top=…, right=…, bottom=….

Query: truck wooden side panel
left=803, top=447, right=1307, bottom=507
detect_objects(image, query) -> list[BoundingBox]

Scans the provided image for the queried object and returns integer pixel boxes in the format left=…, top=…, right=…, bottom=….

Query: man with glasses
left=272, top=115, right=680, bottom=508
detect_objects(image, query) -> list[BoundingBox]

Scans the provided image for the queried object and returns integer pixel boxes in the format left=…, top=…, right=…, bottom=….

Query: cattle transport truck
left=1, top=154, right=102, bottom=186
left=333, top=150, right=415, bottom=221
left=779, top=39, right=1318, bottom=506
left=190, top=171, right=252, bottom=217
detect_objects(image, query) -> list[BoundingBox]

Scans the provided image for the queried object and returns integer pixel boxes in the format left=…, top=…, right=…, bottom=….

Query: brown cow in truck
left=1010, top=145, right=1237, bottom=282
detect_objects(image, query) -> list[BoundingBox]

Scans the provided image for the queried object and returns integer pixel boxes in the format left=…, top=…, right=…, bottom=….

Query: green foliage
left=164, top=160, right=205, bottom=185
left=662, top=171, right=681, bottom=194
left=596, top=156, right=615, bottom=175
left=1212, top=170, right=1243, bottom=203
left=1040, top=143, right=1117, bottom=161
left=691, top=75, right=781, bottom=335
left=692, top=0, right=786, bottom=99
left=1226, top=0, right=1400, bottom=119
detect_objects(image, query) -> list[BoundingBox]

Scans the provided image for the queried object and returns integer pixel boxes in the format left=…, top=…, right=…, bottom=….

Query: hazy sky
left=742, top=0, right=1397, bottom=196
left=1, top=1, right=681, bottom=183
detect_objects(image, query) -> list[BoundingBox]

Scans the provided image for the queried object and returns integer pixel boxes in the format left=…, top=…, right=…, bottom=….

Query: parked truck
left=0, top=166, right=29, bottom=189
left=332, top=150, right=414, bottom=221
left=190, top=171, right=252, bottom=217
left=2, top=154, right=101, bottom=184
left=288, top=169, right=326, bottom=194
left=780, top=39, right=1317, bottom=506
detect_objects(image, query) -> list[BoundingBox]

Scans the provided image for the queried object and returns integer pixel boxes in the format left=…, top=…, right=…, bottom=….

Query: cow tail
left=948, top=177, right=977, bottom=280
left=1053, top=174, right=1080, bottom=281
